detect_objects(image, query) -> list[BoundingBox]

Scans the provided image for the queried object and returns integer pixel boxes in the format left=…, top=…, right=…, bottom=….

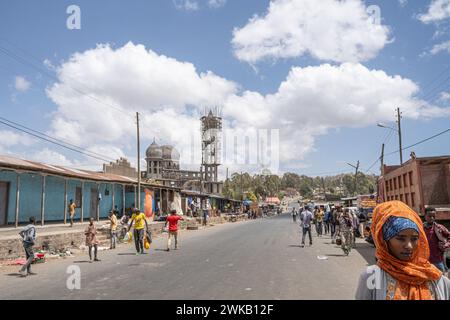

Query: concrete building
left=103, top=157, right=137, bottom=178
left=378, top=155, right=450, bottom=220
left=0, top=154, right=180, bottom=227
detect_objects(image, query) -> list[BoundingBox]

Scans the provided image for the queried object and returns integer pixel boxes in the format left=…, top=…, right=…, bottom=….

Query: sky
left=0, top=0, right=450, bottom=178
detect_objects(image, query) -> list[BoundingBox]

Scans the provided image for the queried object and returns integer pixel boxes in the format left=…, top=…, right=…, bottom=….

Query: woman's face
left=386, top=229, right=419, bottom=261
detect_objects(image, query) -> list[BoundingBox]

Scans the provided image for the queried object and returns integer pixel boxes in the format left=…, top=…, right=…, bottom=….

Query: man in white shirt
left=300, top=206, right=314, bottom=247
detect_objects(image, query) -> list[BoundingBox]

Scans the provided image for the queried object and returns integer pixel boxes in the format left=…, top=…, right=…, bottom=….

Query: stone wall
left=0, top=231, right=87, bottom=260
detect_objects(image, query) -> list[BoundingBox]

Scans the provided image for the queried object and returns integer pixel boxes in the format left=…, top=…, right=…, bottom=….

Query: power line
left=0, top=119, right=115, bottom=163
left=421, top=76, right=450, bottom=102
left=0, top=44, right=134, bottom=120
left=419, top=65, right=450, bottom=95
left=385, top=127, right=450, bottom=157
left=0, top=116, right=117, bottom=162
left=305, top=169, right=353, bottom=176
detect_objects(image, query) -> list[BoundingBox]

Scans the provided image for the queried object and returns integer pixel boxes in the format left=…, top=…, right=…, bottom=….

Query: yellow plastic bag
left=144, top=237, right=150, bottom=249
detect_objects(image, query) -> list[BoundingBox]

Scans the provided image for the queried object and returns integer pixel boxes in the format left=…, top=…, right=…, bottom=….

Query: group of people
left=293, top=205, right=362, bottom=255
left=17, top=207, right=185, bottom=276
left=292, top=200, right=450, bottom=299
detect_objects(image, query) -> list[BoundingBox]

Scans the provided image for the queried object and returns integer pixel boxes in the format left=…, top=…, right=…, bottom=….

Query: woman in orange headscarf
left=355, top=201, right=450, bottom=300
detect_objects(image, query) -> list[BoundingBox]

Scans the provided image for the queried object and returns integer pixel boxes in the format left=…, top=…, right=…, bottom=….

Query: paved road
left=0, top=210, right=375, bottom=300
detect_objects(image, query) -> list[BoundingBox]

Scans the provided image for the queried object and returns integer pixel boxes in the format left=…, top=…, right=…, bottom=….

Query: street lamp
left=377, top=108, right=403, bottom=165
left=377, top=123, right=396, bottom=131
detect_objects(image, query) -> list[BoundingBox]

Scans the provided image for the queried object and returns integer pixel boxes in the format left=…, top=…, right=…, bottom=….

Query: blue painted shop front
left=0, top=169, right=146, bottom=226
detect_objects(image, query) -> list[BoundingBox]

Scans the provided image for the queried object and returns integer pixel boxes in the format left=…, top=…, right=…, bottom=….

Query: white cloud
left=30, top=148, right=75, bottom=167
left=208, top=0, right=226, bottom=9
left=440, top=91, right=450, bottom=101
left=430, top=40, right=450, bottom=54
left=223, top=63, right=450, bottom=168
left=173, top=0, right=199, bottom=11
left=399, top=0, right=408, bottom=7
left=419, top=0, right=450, bottom=23
left=232, top=0, right=391, bottom=64
left=14, top=76, right=31, bottom=92
left=0, top=130, right=34, bottom=153
left=43, top=59, right=56, bottom=71
left=45, top=42, right=237, bottom=167
left=44, top=43, right=450, bottom=174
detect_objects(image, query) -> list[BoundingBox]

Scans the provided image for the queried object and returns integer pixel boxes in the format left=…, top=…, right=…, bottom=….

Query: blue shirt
left=300, top=210, right=313, bottom=228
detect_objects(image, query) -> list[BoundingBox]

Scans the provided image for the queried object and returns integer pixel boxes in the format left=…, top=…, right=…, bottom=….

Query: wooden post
left=136, top=112, right=141, bottom=210
left=97, top=183, right=100, bottom=221
left=41, top=175, right=46, bottom=226
left=15, top=173, right=20, bottom=228
left=112, top=183, right=115, bottom=212
left=122, top=184, right=125, bottom=216
left=166, top=188, right=170, bottom=212
left=80, top=181, right=84, bottom=223
left=63, top=179, right=68, bottom=224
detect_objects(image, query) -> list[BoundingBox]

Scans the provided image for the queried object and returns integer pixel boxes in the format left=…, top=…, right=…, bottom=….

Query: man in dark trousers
left=18, top=216, right=37, bottom=277
left=424, top=207, right=450, bottom=273
left=300, top=206, right=313, bottom=247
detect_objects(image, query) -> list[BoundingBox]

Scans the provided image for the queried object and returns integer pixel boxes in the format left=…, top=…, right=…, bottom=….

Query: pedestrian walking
left=355, top=201, right=450, bottom=300
left=128, top=209, right=148, bottom=255
left=315, top=207, right=324, bottom=237
left=324, top=209, right=331, bottom=235
left=109, top=210, right=118, bottom=249
left=351, top=209, right=359, bottom=248
left=203, top=209, right=208, bottom=226
left=338, top=210, right=354, bottom=256
left=68, top=199, right=76, bottom=227
left=358, top=211, right=367, bottom=239
left=165, top=209, right=184, bottom=251
left=18, top=216, right=37, bottom=277
left=292, top=207, right=297, bottom=223
left=300, top=206, right=313, bottom=247
left=424, top=207, right=450, bottom=273
left=85, top=217, right=100, bottom=262
left=330, top=207, right=338, bottom=243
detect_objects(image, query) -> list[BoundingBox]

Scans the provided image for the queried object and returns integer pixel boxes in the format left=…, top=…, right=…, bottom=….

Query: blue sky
left=0, top=0, right=450, bottom=177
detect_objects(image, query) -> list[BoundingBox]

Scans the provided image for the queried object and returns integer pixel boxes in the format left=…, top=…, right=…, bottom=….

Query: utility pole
left=136, top=112, right=141, bottom=210
left=346, top=161, right=360, bottom=196
left=354, top=161, right=359, bottom=196
left=380, top=143, right=385, bottom=175
left=397, top=107, right=403, bottom=165
left=240, top=171, right=243, bottom=201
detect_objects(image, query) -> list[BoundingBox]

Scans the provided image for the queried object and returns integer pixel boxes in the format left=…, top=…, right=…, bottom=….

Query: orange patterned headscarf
left=371, top=201, right=441, bottom=300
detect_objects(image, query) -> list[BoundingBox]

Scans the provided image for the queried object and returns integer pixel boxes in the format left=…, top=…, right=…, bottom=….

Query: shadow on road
left=5, top=273, right=24, bottom=277
left=288, top=245, right=303, bottom=248
left=353, top=242, right=376, bottom=265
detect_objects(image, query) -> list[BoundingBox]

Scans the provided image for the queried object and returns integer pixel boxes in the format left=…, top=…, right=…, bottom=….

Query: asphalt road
left=0, top=207, right=376, bottom=300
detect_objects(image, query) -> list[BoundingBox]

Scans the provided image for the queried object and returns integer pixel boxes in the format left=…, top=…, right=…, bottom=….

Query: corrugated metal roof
left=0, top=154, right=179, bottom=190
